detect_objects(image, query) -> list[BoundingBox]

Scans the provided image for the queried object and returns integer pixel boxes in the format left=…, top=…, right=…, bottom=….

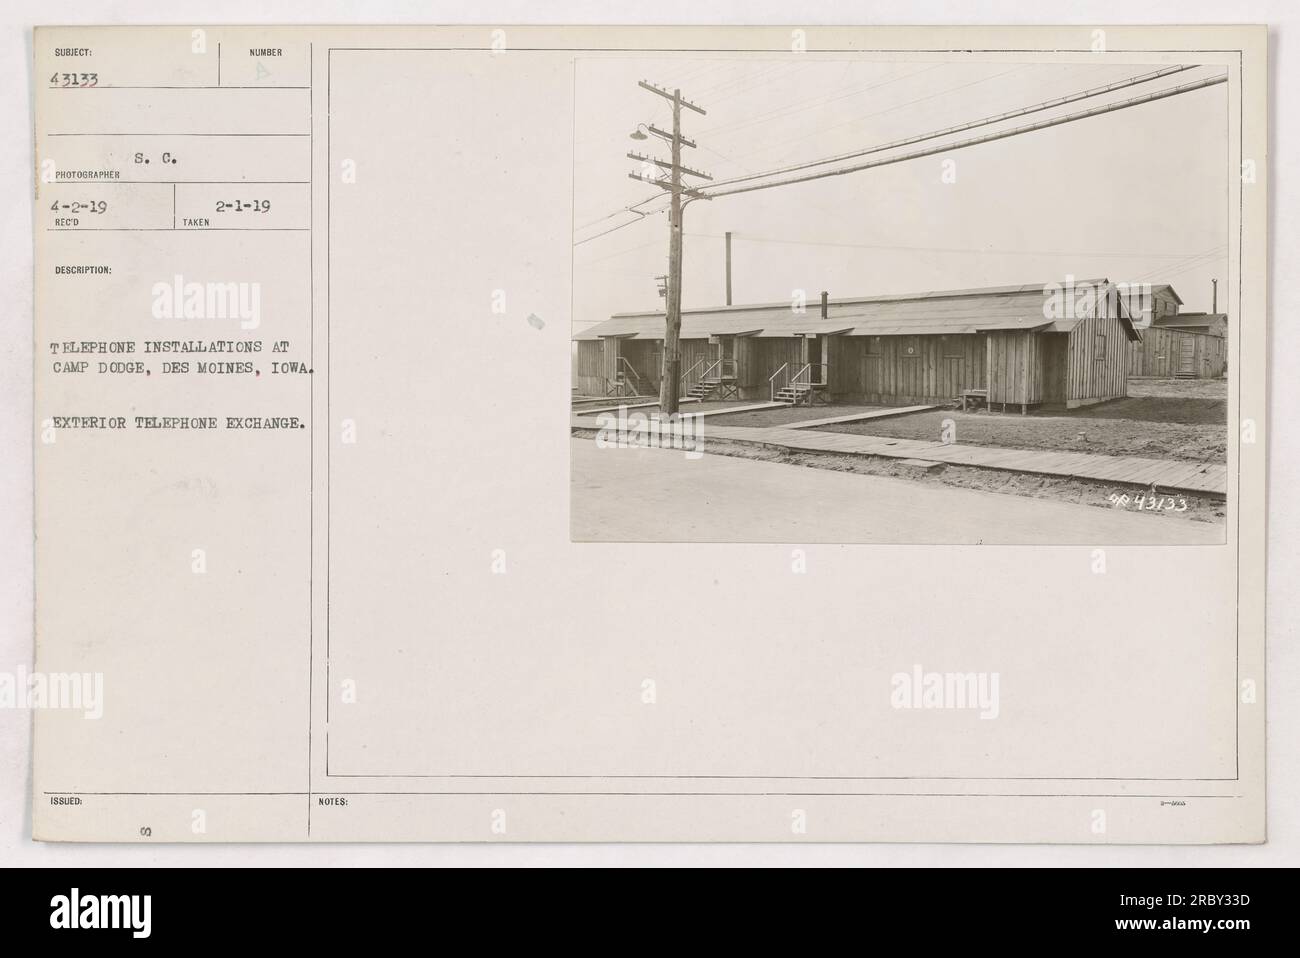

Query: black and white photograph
left=0, top=3, right=1290, bottom=941
left=571, top=56, right=1232, bottom=544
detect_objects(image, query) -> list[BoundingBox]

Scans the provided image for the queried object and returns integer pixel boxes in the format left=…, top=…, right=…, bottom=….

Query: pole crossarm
left=626, top=151, right=713, bottom=180
left=626, top=173, right=711, bottom=200
left=637, top=80, right=707, bottom=115
left=646, top=124, right=695, bottom=148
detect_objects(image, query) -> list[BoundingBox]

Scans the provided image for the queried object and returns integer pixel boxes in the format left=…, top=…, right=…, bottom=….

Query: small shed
left=575, top=280, right=1141, bottom=411
left=1128, top=312, right=1227, bottom=379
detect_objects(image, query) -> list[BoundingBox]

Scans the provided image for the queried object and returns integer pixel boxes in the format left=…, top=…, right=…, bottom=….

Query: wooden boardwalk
left=574, top=399, right=782, bottom=418
left=572, top=397, right=700, bottom=417
left=782, top=404, right=941, bottom=430
left=681, top=401, right=787, bottom=418
left=570, top=415, right=1228, bottom=496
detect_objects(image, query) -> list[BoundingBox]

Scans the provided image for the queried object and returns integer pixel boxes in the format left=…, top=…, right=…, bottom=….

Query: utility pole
left=1212, top=278, right=1218, bottom=313
left=725, top=231, right=733, bottom=305
left=628, top=81, right=709, bottom=414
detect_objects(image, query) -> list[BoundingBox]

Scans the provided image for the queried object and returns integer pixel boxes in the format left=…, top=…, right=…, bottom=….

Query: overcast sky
left=572, top=57, right=1230, bottom=332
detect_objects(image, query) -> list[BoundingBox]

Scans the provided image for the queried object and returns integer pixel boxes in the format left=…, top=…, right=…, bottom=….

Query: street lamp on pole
left=626, top=83, right=710, bottom=415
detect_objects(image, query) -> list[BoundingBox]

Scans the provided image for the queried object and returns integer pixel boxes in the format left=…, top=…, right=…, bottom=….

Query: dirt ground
left=817, top=409, right=1226, bottom=462
left=1059, top=395, right=1225, bottom=425
left=1127, top=378, right=1228, bottom=401
left=569, top=379, right=1227, bottom=520
left=570, top=431, right=1226, bottom=525
left=808, top=378, right=1226, bottom=462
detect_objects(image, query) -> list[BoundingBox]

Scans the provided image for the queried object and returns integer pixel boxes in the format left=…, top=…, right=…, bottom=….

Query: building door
left=861, top=344, right=882, bottom=401
left=716, top=335, right=735, bottom=377
left=800, top=335, right=824, bottom=383
left=1179, top=338, right=1196, bottom=376
left=943, top=357, right=962, bottom=398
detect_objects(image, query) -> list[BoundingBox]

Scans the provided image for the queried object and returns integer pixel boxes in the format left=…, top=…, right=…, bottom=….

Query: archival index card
left=32, top=24, right=1267, bottom=842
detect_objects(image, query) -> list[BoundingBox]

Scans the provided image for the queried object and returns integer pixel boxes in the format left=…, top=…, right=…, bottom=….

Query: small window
left=1094, top=333, right=1107, bottom=360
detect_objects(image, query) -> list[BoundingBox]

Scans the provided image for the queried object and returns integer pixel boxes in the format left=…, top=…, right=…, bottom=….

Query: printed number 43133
left=49, top=73, right=99, bottom=88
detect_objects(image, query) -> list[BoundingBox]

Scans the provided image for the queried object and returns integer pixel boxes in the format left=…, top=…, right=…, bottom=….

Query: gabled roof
left=1148, top=283, right=1184, bottom=305
left=577, top=280, right=1140, bottom=342
left=1153, top=311, right=1226, bottom=330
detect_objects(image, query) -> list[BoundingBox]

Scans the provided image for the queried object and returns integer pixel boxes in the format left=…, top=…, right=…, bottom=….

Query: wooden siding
left=830, top=333, right=986, bottom=404
left=748, top=337, right=805, bottom=397
left=987, top=330, right=1037, bottom=406
left=1064, top=314, right=1129, bottom=404
left=601, top=337, right=620, bottom=387
left=577, top=312, right=1137, bottom=406
left=619, top=339, right=662, bottom=390
left=573, top=340, right=605, bottom=395
left=734, top=335, right=758, bottom=390
left=677, top=339, right=712, bottom=389
left=572, top=337, right=653, bottom=396
left=1128, top=327, right=1226, bottom=379
left=984, top=331, right=1069, bottom=407
left=1040, top=333, right=1068, bottom=403
left=573, top=335, right=775, bottom=398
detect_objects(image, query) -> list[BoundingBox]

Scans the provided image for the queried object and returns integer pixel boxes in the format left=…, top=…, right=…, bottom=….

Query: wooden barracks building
left=1124, top=284, right=1228, bottom=379
left=575, top=280, right=1151, bottom=413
